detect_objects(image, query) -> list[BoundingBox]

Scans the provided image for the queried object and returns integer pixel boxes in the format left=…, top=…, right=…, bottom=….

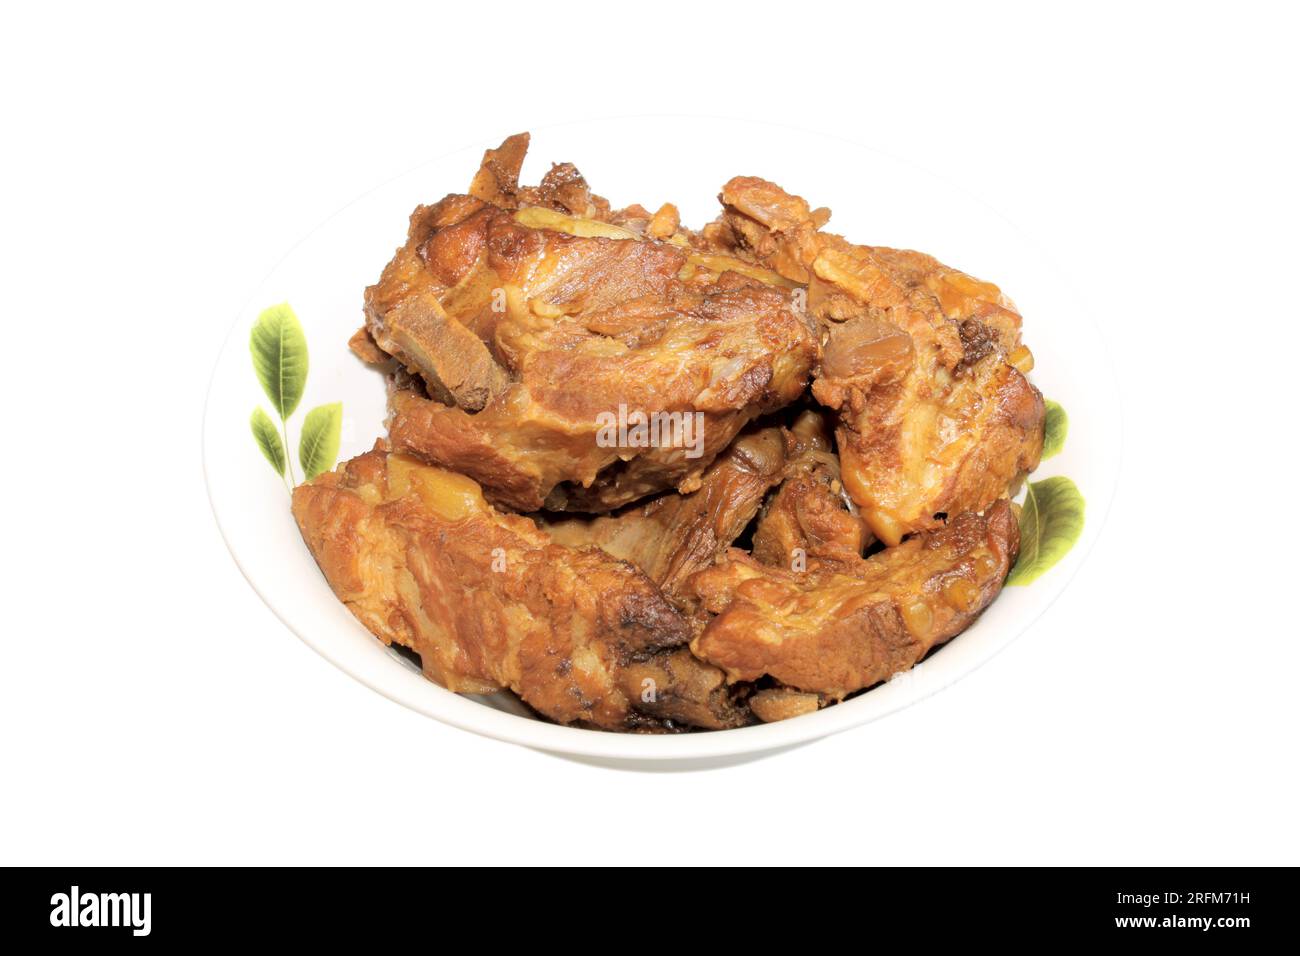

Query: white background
left=2, top=1, right=1296, bottom=865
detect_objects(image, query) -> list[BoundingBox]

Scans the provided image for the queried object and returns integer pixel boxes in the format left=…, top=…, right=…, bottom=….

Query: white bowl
left=203, top=116, right=1120, bottom=763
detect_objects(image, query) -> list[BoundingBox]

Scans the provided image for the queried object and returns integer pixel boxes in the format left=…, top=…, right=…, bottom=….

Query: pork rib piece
left=712, top=177, right=1044, bottom=545
left=750, top=409, right=871, bottom=571
left=540, top=423, right=789, bottom=600
left=688, top=501, right=1019, bottom=698
left=363, top=135, right=818, bottom=513
left=292, top=447, right=750, bottom=730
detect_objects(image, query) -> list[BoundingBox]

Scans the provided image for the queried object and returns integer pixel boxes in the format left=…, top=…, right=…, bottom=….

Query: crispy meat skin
left=365, top=136, right=818, bottom=513
left=689, top=501, right=1019, bottom=697
left=715, top=177, right=1045, bottom=545
left=293, top=448, right=748, bottom=729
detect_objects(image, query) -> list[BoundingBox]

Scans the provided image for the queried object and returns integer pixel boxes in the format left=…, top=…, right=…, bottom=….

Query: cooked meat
left=542, top=412, right=871, bottom=600
left=383, top=274, right=815, bottom=512
left=292, top=447, right=748, bottom=730
left=293, top=134, right=1053, bottom=732
left=379, top=293, right=511, bottom=411
left=467, top=131, right=532, bottom=207
left=688, top=501, right=1019, bottom=698
left=541, top=424, right=790, bottom=599
left=715, top=176, right=1045, bottom=545
left=750, top=409, right=870, bottom=570
left=348, top=326, right=391, bottom=366
left=617, top=648, right=752, bottom=731
left=365, top=137, right=818, bottom=513
left=469, top=132, right=615, bottom=219
left=749, top=687, right=825, bottom=723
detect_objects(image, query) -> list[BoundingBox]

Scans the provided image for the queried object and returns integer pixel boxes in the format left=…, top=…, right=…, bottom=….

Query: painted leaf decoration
left=250, top=407, right=286, bottom=477
left=1042, top=400, right=1068, bottom=460
left=1007, top=476, right=1085, bottom=586
left=299, top=402, right=343, bottom=481
left=249, top=302, right=309, bottom=420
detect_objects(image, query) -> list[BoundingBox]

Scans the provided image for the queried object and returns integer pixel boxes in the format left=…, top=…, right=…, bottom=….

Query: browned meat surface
left=540, top=424, right=789, bottom=599
left=713, top=177, right=1045, bottom=545
left=748, top=687, right=825, bottom=723
left=688, top=501, right=1019, bottom=698
left=617, top=649, right=752, bottom=731
left=292, top=447, right=748, bottom=730
left=365, top=135, right=818, bottom=513
left=386, top=272, right=815, bottom=513
left=293, top=133, right=1050, bottom=732
left=750, top=410, right=870, bottom=570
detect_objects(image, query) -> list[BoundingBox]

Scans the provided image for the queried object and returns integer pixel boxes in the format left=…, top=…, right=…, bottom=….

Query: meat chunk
left=617, top=649, right=752, bottom=731
left=299, top=135, right=1054, bottom=733
left=541, top=424, right=790, bottom=599
left=467, top=132, right=531, bottom=207
left=293, top=447, right=748, bottom=729
left=364, top=138, right=819, bottom=513
left=749, top=687, right=825, bottom=723
left=688, top=501, right=1019, bottom=698
left=384, top=274, right=816, bottom=513
left=750, top=409, right=870, bottom=570
left=715, top=177, right=1045, bottom=544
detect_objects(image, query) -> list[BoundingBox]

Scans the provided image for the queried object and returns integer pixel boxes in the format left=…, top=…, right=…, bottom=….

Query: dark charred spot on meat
left=956, top=318, right=1001, bottom=373
left=615, top=592, right=690, bottom=649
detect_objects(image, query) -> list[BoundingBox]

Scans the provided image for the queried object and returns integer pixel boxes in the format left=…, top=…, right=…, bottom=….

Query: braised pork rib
left=292, top=134, right=1045, bottom=731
